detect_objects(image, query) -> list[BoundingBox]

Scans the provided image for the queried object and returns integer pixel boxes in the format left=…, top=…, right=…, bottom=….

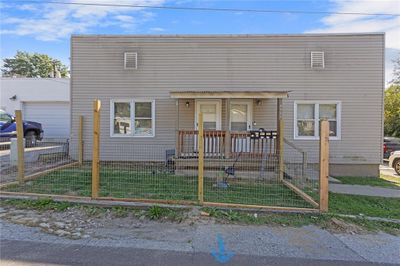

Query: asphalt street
left=1, top=218, right=399, bottom=266
left=1, top=239, right=393, bottom=266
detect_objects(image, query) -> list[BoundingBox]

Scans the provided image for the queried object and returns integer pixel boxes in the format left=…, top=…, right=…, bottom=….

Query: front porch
left=170, top=90, right=288, bottom=160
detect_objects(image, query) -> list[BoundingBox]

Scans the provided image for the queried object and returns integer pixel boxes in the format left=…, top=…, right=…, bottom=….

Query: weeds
left=0, top=198, right=71, bottom=212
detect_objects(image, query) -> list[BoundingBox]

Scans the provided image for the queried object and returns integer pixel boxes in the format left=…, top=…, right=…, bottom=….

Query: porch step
left=173, top=157, right=279, bottom=171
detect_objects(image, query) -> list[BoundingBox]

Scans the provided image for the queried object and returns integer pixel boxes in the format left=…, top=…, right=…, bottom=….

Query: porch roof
left=169, top=90, right=289, bottom=99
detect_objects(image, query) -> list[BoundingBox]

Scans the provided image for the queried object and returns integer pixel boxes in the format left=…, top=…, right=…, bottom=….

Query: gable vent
left=124, top=52, right=137, bottom=70
left=311, top=51, right=325, bottom=69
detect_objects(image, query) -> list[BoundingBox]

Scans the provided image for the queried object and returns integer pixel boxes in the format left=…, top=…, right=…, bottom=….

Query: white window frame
left=294, top=100, right=341, bottom=140
left=110, top=99, right=155, bottom=138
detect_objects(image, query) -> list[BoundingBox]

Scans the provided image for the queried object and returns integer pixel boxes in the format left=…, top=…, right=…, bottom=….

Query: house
left=70, top=34, right=384, bottom=177
left=0, top=78, right=70, bottom=138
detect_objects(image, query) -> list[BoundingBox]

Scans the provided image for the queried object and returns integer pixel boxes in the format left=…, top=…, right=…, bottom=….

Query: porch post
left=277, top=99, right=284, bottom=181
left=175, top=99, right=180, bottom=157
left=276, top=98, right=282, bottom=154
left=224, top=98, right=231, bottom=158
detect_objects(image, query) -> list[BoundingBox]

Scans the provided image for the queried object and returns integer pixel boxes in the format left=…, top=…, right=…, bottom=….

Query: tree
left=392, top=54, right=400, bottom=85
left=384, top=85, right=400, bottom=138
left=2, top=51, right=69, bottom=78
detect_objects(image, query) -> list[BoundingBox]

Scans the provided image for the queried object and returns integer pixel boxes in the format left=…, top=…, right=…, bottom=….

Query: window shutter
left=311, top=51, right=325, bottom=69
left=124, top=52, right=137, bottom=70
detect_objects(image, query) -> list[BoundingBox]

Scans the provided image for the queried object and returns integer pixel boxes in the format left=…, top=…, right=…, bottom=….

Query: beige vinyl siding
left=70, top=34, right=384, bottom=164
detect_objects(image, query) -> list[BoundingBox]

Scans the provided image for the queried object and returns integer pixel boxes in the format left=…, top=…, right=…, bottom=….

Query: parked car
left=389, top=151, right=400, bottom=175
left=0, top=109, right=44, bottom=146
left=383, top=137, right=400, bottom=159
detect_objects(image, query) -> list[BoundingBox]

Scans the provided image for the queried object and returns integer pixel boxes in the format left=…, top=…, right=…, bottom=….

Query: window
left=111, top=100, right=155, bottom=137
left=294, top=101, right=341, bottom=140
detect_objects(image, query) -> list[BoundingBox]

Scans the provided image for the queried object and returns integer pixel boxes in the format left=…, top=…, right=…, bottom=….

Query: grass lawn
left=334, top=175, right=400, bottom=189
left=329, top=192, right=400, bottom=219
left=2, top=165, right=314, bottom=208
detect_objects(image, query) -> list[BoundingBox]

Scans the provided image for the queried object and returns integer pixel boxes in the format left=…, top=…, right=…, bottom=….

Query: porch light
left=256, top=99, right=262, bottom=106
left=185, top=101, right=190, bottom=108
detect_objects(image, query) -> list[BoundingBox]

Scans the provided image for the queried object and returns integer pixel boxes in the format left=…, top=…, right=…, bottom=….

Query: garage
left=23, top=102, right=70, bottom=138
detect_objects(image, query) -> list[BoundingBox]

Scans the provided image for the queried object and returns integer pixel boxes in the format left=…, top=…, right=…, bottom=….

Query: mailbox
left=250, top=129, right=277, bottom=139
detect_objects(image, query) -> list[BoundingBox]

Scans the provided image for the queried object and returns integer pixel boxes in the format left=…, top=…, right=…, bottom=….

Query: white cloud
left=149, top=27, right=165, bottom=32
left=1, top=0, right=166, bottom=41
left=306, top=0, right=400, bottom=85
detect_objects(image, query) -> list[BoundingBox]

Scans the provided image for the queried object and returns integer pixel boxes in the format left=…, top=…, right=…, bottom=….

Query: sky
left=1, top=0, right=399, bottom=84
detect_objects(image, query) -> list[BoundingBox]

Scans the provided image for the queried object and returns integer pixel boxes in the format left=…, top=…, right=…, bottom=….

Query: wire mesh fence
left=1, top=138, right=91, bottom=196
left=1, top=109, right=327, bottom=212
left=1, top=139, right=321, bottom=210
left=0, top=138, right=16, bottom=184
left=201, top=139, right=319, bottom=208
left=99, top=144, right=198, bottom=202
left=283, top=139, right=320, bottom=205
left=1, top=139, right=72, bottom=183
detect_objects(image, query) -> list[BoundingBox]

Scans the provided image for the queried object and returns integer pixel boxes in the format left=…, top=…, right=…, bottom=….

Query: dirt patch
left=325, top=217, right=367, bottom=235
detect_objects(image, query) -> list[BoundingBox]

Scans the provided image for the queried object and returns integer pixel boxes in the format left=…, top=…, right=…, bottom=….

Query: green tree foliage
left=392, top=55, right=400, bottom=85
left=2, top=51, right=68, bottom=78
left=384, top=85, right=400, bottom=138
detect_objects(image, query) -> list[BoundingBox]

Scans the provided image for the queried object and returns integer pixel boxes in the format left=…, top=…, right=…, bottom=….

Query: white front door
left=194, top=100, right=222, bottom=156
left=229, top=100, right=252, bottom=131
left=195, top=100, right=222, bottom=130
left=230, top=100, right=253, bottom=152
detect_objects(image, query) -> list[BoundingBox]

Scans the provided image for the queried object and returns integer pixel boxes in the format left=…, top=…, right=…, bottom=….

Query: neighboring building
left=70, top=34, right=384, bottom=177
left=0, top=78, right=70, bottom=138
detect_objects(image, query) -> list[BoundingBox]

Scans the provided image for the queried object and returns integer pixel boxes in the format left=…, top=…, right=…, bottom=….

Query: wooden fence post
left=78, top=115, right=84, bottom=165
left=198, top=112, right=204, bottom=204
left=15, top=110, right=24, bottom=184
left=278, top=118, right=284, bottom=181
left=319, top=120, right=330, bottom=212
left=92, top=100, right=101, bottom=199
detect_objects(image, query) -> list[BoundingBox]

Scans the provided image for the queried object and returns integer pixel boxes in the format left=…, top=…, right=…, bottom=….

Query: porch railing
left=177, top=130, right=277, bottom=158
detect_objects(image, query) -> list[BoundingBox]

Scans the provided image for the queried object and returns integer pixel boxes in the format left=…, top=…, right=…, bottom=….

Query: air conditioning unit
left=124, top=52, right=138, bottom=70
left=311, top=51, right=325, bottom=69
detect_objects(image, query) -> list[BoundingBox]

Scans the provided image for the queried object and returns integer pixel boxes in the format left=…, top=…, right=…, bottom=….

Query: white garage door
left=23, top=102, right=70, bottom=138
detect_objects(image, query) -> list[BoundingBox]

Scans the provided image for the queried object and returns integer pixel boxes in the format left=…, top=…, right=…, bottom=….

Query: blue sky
left=1, top=0, right=399, bottom=83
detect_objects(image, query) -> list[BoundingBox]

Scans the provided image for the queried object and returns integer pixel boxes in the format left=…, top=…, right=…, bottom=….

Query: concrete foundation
left=330, top=164, right=380, bottom=178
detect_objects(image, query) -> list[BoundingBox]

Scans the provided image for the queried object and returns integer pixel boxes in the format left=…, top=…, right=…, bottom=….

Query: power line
left=6, top=0, right=400, bottom=17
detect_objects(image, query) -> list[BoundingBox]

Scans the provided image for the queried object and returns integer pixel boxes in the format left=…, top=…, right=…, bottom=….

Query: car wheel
left=394, top=159, right=400, bottom=176
left=25, top=131, right=37, bottom=147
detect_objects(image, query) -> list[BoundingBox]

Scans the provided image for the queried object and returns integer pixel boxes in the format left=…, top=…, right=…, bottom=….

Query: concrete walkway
left=380, top=164, right=400, bottom=178
left=329, top=184, right=400, bottom=198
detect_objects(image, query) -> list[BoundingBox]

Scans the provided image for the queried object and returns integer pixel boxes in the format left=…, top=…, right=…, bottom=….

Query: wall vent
left=124, top=52, right=137, bottom=70
left=311, top=51, right=325, bottom=69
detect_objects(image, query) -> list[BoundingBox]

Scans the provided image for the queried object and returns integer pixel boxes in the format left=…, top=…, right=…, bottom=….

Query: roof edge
left=71, top=32, right=385, bottom=38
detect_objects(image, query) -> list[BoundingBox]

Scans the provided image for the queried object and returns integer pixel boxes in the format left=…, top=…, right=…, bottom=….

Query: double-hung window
left=111, top=99, right=155, bottom=137
left=294, top=101, right=341, bottom=140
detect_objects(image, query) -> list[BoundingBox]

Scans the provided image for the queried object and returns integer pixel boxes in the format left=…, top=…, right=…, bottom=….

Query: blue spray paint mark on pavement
left=211, top=234, right=235, bottom=263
